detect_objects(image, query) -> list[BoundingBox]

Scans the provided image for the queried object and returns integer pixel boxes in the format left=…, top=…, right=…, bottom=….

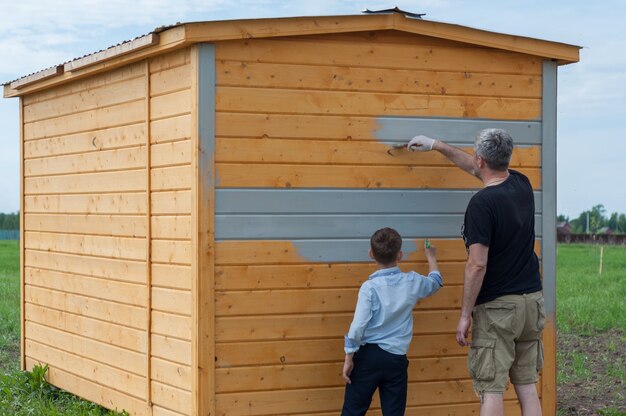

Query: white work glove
left=408, top=135, right=436, bottom=152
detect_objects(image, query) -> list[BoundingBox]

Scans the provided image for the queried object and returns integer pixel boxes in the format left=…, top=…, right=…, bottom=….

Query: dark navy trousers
left=341, top=344, right=409, bottom=416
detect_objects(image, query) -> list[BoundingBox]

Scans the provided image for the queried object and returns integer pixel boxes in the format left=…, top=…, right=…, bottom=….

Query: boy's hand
left=342, top=354, right=354, bottom=384
left=424, top=245, right=437, bottom=259
left=424, top=242, right=439, bottom=274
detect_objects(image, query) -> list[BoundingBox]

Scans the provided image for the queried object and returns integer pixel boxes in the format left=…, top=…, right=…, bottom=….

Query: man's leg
left=481, top=393, right=504, bottom=416
left=514, top=383, right=542, bottom=416
left=510, top=292, right=545, bottom=416
left=470, top=300, right=518, bottom=416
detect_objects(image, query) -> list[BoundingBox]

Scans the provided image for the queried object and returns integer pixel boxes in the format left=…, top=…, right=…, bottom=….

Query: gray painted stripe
left=374, top=116, right=542, bottom=145
left=216, top=189, right=542, bottom=214
left=198, top=43, right=216, bottom=186
left=215, top=214, right=543, bottom=240
left=542, top=61, right=558, bottom=316
left=198, top=43, right=215, bottom=147
left=294, top=239, right=418, bottom=263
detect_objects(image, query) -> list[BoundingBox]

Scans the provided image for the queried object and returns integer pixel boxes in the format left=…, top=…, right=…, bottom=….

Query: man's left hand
left=456, top=316, right=471, bottom=346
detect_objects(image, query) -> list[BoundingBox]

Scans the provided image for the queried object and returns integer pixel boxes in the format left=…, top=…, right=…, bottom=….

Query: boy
left=341, top=227, right=442, bottom=416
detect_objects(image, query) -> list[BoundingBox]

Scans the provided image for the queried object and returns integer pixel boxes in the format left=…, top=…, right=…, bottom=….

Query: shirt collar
left=369, top=266, right=401, bottom=280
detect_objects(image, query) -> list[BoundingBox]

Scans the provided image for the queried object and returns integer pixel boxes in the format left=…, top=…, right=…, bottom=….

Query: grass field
left=556, top=244, right=626, bottom=334
left=0, top=241, right=624, bottom=414
left=0, top=240, right=19, bottom=373
left=555, top=244, right=625, bottom=415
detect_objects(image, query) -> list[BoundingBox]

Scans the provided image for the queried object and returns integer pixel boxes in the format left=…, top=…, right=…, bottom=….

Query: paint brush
left=386, top=143, right=408, bottom=156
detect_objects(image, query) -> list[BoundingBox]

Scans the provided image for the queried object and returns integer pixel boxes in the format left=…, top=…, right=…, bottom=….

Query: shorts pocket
left=536, top=299, right=546, bottom=332
left=468, top=338, right=496, bottom=381
left=536, top=339, right=544, bottom=371
left=485, top=303, right=516, bottom=335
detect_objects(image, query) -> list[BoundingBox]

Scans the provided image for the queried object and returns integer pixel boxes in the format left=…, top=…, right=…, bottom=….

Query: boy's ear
left=397, top=250, right=403, bottom=262
left=368, top=248, right=375, bottom=260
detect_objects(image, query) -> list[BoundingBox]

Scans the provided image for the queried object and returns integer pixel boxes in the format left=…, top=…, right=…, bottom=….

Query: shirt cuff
left=344, top=335, right=360, bottom=354
left=428, top=271, right=443, bottom=287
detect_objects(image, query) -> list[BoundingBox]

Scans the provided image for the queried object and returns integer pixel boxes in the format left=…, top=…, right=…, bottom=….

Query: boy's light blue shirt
left=344, top=266, right=443, bottom=355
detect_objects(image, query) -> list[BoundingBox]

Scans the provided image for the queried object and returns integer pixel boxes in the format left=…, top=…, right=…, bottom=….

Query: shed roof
left=3, top=13, right=580, bottom=98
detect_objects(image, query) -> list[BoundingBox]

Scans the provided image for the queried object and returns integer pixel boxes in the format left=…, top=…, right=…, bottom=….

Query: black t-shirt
left=462, top=170, right=542, bottom=305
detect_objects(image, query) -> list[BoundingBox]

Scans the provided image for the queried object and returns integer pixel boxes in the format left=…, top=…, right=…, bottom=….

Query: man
left=408, top=129, right=545, bottom=416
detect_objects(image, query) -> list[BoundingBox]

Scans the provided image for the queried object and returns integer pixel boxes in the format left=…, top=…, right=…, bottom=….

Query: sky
left=0, top=0, right=624, bottom=218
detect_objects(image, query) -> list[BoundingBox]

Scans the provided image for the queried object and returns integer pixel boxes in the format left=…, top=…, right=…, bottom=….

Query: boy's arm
left=343, top=285, right=374, bottom=384
left=411, top=270, right=443, bottom=297
left=410, top=244, right=443, bottom=297
left=426, top=244, right=441, bottom=281
left=344, top=285, right=374, bottom=354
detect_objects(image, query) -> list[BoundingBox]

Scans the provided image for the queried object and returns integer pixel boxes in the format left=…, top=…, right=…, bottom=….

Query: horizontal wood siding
left=22, top=48, right=195, bottom=416
left=21, top=60, right=152, bottom=415
left=213, top=32, right=543, bottom=415
left=149, top=47, right=194, bottom=416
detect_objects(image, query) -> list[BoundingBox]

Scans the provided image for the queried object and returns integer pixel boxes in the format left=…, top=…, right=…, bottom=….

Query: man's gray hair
left=474, top=128, right=514, bottom=171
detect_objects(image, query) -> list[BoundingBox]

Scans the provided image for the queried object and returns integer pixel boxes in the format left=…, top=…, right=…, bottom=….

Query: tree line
left=558, top=204, right=626, bottom=234
left=0, top=212, right=19, bottom=230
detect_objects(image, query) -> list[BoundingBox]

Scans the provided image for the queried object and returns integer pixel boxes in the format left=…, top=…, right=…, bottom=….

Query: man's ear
left=397, top=250, right=403, bottom=262
left=476, top=155, right=486, bottom=169
left=369, top=248, right=375, bottom=260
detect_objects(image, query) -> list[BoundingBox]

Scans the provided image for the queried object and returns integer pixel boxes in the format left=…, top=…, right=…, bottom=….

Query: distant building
left=557, top=221, right=572, bottom=237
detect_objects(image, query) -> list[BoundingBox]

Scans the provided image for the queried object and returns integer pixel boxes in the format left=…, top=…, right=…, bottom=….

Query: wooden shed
left=3, top=12, right=579, bottom=416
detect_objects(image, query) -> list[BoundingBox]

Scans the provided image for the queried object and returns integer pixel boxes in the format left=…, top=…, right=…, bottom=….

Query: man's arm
left=408, top=135, right=480, bottom=179
left=433, top=140, right=479, bottom=178
left=456, top=243, right=489, bottom=346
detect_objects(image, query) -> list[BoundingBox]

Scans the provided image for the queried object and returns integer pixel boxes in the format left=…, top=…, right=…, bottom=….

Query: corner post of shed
left=191, top=43, right=216, bottom=416
left=541, top=59, right=558, bottom=416
left=143, top=58, right=154, bottom=410
left=19, top=96, right=25, bottom=372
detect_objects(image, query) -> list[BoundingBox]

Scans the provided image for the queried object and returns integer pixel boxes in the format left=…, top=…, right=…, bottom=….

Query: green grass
left=556, top=244, right=626, bottom=334
left=598, top=409, right=626, bottom=416
left=0, top=240, right=20, bottom=373
left=0, top=363, right=128, bottom=415
left=556, top=244, right=625, bottom=414
left=0, top=241, right=126, bottom=415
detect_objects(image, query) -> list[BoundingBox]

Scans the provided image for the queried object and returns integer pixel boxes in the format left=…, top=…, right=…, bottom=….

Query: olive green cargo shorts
left=468, top=291, right=546, bottom=395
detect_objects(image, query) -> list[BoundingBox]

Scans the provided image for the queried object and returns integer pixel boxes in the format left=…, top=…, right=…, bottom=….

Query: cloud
left=2, top=0, right=217, bottom=31
left=0, top=0, right=625, bottom=217
left=0, top=0, right=239, bottom=80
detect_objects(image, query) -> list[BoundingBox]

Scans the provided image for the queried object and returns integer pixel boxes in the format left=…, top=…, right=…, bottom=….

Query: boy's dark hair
left=370, top=227, right=402, bottom=264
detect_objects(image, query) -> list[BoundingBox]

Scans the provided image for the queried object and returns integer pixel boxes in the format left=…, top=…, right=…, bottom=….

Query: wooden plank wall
left=21, top=47, right=194, bottom=416
left=22, top=60, right=153, bottom=415
left=212, top=31, right=543, bottom=415
left=148, top=47, right=194, bottom=416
